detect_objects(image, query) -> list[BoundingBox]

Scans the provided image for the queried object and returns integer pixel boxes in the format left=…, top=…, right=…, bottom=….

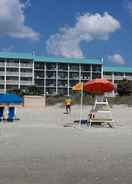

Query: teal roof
left=104, top=66, right=132, bottom=73
left=0, top=52, right=102, bottom=64
left=0, top=52, right=33, bottom=60
left=34, top=56, right=101, bottom=64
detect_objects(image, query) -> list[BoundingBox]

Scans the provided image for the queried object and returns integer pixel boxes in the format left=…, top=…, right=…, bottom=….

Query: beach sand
left=0, top=104, right=132, bottom=184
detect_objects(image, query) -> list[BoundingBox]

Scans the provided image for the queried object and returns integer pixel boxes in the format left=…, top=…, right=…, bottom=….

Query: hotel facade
left=0, top=52, right=132, bottom=96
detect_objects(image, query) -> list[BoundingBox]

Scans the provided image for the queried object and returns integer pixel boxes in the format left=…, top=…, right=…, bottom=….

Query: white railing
left=20, top=64, right=33, bottom=68
left=6, top=80, right=18, bottom=85
left=125, top=76, right=132, bottom=80
left=20, top=72, right=32, bottom=77
left=114, top=76, right=124, bottom=80
left=6, top=72, right=19, bottom=76
left=0, top=80, right=4, bottom=84
left=20, top=81, right=33, bottom=85
left=69, top=78, right=79, bottom=80
left=0, top=63, right=4, bottom=67
left=7, top=63, right=19, bottom=67
left=0, top=72, right=5, bottom=76
left=103, top=75, right=112, bottom=79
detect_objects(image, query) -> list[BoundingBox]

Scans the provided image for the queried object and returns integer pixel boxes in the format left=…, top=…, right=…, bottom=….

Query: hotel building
left=0, top=52, right=132, bottom=96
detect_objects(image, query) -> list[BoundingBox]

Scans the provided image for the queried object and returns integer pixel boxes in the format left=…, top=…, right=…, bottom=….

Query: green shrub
left=117, top=79, right=132, bottom=96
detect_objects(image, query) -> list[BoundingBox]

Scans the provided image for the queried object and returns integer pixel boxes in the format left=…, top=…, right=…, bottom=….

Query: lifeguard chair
left=88, top=96, right=113, bottom=127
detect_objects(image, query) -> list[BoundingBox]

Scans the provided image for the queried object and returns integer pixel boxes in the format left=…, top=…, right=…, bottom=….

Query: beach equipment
left=72, top=82, right=83, bottom=124
left=0, top=93, right=22, bottom=104
left=0, top=93, right=22, bottom=121
left=84, top=79, right=114, bottom=127
left=7, top=106, right=15, bottom=122
left=0, top=106, right=4, bottom=121
left=83, top=78, right=114, bottom=94
left=72, top=79, right=115, bottom=127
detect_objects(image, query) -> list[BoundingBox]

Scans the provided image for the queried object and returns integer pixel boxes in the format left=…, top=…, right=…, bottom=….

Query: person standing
left=64, top=97, right=72, bottom=114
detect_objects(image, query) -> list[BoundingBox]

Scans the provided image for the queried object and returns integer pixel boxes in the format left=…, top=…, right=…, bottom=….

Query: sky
left=0, top=0, right=132, bottom=66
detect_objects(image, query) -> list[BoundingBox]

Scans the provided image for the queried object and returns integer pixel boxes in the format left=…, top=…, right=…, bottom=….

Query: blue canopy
left=0, top=93, right=23, bottom=104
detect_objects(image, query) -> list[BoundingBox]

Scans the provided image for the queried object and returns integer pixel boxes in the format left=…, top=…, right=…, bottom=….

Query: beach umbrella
left=83, top=78, right=114, bottom=94
left=72, top=82, right=83, bottom=124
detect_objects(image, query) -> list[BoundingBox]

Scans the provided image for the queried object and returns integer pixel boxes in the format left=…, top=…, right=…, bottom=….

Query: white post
left=18, top=59, right=21, bottom=89
left=32, top=61, right=34, bottom=86
left=112, top=72, right=115, bottom=96
left=4, top=59, right=7, bottom=93
left=112, top=72, right=114, bottom=84
left=68, top=64, right=70, bottom=96
left=123, top=72, right=126, bottom=79
left=79, top=84, right=83, bottom=125
left=101, top=58, right=104, bottom=79
left=43, top=63, right=46, bottom=106
left=56, top=63, right=58, bottom=95
left=90, top=64, right=92, bottom=80
left=32, top=51, right=35, bottom=86
left=44, top=63, right=46, bottom=95
left=79, top=64, right=81, bottom=82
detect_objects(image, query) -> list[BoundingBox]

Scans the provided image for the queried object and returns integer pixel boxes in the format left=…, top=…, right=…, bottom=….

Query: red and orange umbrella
left=83, top=78, right=114, bottom=94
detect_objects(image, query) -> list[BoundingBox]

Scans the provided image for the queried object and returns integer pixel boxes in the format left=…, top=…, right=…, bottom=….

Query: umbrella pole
left=79, top=89, right=83, bottom=125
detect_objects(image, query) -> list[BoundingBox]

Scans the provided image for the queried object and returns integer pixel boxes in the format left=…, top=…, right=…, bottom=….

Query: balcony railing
left=6, top=80, right=18, bottom=85
left=46, top=76, right=56, bottom=79
left=20, top=72, right=33, bottom=77
left=103, top=75, right=112, bottom=80
left=0, top=72, right=5, bottom=76
left=20, top=81, right=33, bottom=85
left=6, top=72, right=19, bottom=76
left=46, top=84, right=56, bottom=87
left=114, top=76, right=124, bottom=80
left=46, top=68, right=56, bottom=71
left=58, top=77, right=68, bottom=80
left=20, top=64, right=33, bottom=68
left=69, top=77, right=79, bottom=80
left=125, top=76, right=132, bottom=80
left=7, top=63, right=19, bottom=67
left=0, top=80, right=4, bottom=84
left=0, top=63, right=4, bottom=67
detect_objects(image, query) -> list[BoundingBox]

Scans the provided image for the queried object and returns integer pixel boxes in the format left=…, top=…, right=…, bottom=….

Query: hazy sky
left=0, top=0, right=132, bottom=66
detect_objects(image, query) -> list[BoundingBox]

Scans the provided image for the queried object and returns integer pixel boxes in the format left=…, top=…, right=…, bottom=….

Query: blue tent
left=0, top=93, right=23, bottom=104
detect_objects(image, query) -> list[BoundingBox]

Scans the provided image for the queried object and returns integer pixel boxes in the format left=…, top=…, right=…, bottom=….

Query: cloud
left=108, top=54, right=126, bottom=65
left=124, top=0, right=132, bottom=16
left=0, top=0, right=39, bottom=40
left=1, top=45, right=14, bottom=52
left=46, top=12, right=120, bottom=58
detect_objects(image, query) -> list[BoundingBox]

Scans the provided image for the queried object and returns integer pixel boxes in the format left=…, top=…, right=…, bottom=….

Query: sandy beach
left=0, top=104, right=132, bottom=184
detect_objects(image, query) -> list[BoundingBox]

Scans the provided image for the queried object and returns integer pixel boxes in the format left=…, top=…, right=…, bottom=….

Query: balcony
left=69, top=69, right=79, bottom=72
left=7, top=63, right=19, bottom=68
left=0, top=63, right=5, bottom=67
left=20, top=72, right=33, bottom=77
left=20, top=81, right=33, bottom=86
left=103, top=75, right=112, bottom=80
left=58, top=85, right=68, bottom=88
left=46, top=68, right=56, bottom=71
left=46, top=84, right=56, bottom=88
left=6, top=80, right=18, bottom=85
left=114, top=76, right=124, bottom=80
left=0, top=80, right=4, bottom=85
left=58, top=77, right=68, bottom=80
left=46, top=76, right=56, bottom=79
left=69, top=77, right=79, bottom=80
left=6, top=72, right=19, bottom=76
left=0, top=72, right=5, bottom=76
left=58, top=69, right=68, bottom=72
left=20, top=64, right=33, bottom=68
left=125, top=76, right=132, bottom=80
